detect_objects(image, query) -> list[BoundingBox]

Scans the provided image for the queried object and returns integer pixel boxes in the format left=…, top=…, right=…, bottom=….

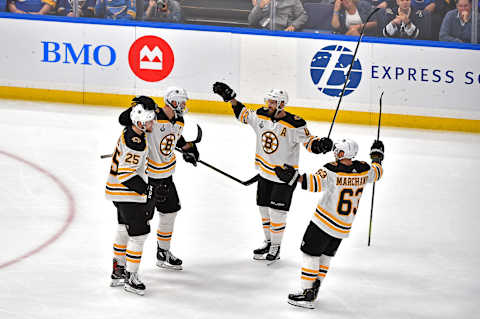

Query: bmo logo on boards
left=128, top=36, right=174, bottom=82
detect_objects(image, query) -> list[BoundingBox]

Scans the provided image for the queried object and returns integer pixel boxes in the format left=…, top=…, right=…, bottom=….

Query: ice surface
left=0, top=100, right=479, bottom=319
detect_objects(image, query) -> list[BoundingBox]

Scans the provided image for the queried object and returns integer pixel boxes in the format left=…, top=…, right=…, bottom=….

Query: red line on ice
left=0, top=150, right=76, bottom=269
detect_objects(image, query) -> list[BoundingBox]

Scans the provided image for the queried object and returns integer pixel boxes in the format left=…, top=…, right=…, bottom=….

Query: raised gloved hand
left=213, top=82, right=236, bottom=102
left=311, top=137, right=333, bottom=154
left=182, top=142, right=199, bottom=166
left=274, top=164, right=300, bottom=186
left=370, top=140, right=384, bottom=163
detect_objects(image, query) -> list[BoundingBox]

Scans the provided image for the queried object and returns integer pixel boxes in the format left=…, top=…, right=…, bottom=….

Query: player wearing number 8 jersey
left=213, top=82, right=333, bottom=262
left=275, top=138, right=385, bottom=309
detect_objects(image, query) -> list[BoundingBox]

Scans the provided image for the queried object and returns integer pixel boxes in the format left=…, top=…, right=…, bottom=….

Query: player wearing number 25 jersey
left=275, top=138, right=385, bottom=309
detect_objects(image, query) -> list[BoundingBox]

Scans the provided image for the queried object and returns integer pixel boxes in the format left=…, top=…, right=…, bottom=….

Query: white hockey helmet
left=264, top=89, right=288, bottom=111
left=333, top=138, right=359, bottom=160
left=164, top=86, right=189, bottom=116
left=130, top=103, right=155, bottom=131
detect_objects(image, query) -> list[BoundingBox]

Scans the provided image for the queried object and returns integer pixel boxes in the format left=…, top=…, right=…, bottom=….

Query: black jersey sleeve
left=122, top=175, right=148, bottom=195
left=232, top=101, right=246, bottom=119
left=124, top=127, right=147, bottom=152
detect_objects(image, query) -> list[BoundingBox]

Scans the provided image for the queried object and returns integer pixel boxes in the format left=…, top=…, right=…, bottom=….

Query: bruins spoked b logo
left=160, top=134, right=176, bottom=156
left=262, top=131, right=278, bottom=154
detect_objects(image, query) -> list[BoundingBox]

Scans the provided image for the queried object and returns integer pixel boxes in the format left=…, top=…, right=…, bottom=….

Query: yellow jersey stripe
left=105, top=190, right=144, bottom=196
left=317, top=205, right=352, bottom=227
left=255, top=162, right=276, bottom=176
left=314, top=211, right=350, bottom=234
left=148, top=155, right=176, bottom=167
left=118, top=173, right=134, bottom=180
left=336, top=171, right=369, bottom=177
left=146, top=165, right=176, bottom=174
left=278, top=120, right=294, bottom=128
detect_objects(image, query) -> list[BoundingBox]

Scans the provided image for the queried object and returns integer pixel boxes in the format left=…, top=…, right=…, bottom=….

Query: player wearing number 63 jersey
left=213, top=82, right=333, bottom=263
left=275, top=138, right=385, bottom=309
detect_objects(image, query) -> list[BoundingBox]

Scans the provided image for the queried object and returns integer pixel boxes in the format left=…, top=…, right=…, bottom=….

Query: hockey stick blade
left=192, top=124, right=202, bottom=144
left=101, top=154, right=113, bottom=159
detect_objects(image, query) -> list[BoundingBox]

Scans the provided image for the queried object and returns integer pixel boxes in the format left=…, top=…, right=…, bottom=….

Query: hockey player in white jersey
left=213, top=82, right=333, bottom=262
left=275, top=138, right=385, bottom=308
left=119, top=91, right=199, bottom=271
left=106, top=101, right=167, bottom=295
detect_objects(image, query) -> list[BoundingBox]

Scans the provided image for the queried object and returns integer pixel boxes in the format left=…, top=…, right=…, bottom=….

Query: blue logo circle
left=310, top=45, right=362, bottom=97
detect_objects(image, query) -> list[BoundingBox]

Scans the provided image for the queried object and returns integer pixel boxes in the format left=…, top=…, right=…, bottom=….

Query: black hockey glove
left=213, top=82, right=236, bottom=102
left=311, top=137, right=333, bottom=154
left=182, top=143, right=199, bottom=166
left=274, top=164, right=300, bottom=186
left=370, top=140, right=384, bottom=163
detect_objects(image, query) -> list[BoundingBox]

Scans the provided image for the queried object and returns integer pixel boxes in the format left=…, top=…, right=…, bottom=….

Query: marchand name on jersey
left=336, top=176, right=368, bottom=187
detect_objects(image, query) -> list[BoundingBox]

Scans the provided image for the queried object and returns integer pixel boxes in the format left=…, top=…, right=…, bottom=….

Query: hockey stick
left=176, top=146, right=259, bottom=186
left=100, top=124, right=203, bottom=159
left=368, top=91, right=383, bottom=247
left=327, top=7, right=380, bottom=139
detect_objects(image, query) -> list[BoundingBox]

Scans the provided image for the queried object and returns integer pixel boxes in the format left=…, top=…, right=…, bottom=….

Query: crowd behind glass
left=1, top=0, right=478, bottom=43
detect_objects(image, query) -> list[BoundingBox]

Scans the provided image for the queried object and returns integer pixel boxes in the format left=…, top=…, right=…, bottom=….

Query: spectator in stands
left=381, top=0, right=429, bottom=38
left=144, top=0, right=181, bottom=22
left=95, top=0, right=136, bottom=19
left=57, top=0, right=95, bottom=17
left=1, top=0, right=6, bottom=11
left=439, top=0, right=480, bottom=42
left=7, top=0, right=55, bottom=14
left=411, top=0, right=436, bottom=13
left=431, top=0, right=456, bottom=40
left=377, top=0, right=435, bottom=13
left=331, top=0, right=378, bottom=35
left=248, top=0, right=308, bottom=31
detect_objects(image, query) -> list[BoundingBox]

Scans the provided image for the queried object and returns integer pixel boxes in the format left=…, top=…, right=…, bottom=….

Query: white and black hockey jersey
left=234, top=102, right=320, bottom=183
left=301, top=160, right=383, bottom=239
left=119, top=106, right=188, bottom=180
left=145, top=107, right=185, bottom=180
left=105, top=126, right=149, bottom=203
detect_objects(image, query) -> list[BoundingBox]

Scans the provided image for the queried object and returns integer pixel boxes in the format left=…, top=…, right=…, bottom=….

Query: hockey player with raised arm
left=213, top=82, right=333, bottom=262
left=274, top=138, right=385, bottom=309
left=106, top=100, right=166, bottom=295
left=119, top=90, right=199, bottom=271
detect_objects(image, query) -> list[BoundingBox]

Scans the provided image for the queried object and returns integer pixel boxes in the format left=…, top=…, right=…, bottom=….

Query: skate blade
left=253, top=254, right=267, bottom=260
left=266, top=258, right=280, bottom=266
left=156, top=260, right=183, bottom=270
left=110, top=279, right=125, bottom=287
left=124, top=285, right=145, bottom=296
left=287, top=299, right=314, bottom=309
